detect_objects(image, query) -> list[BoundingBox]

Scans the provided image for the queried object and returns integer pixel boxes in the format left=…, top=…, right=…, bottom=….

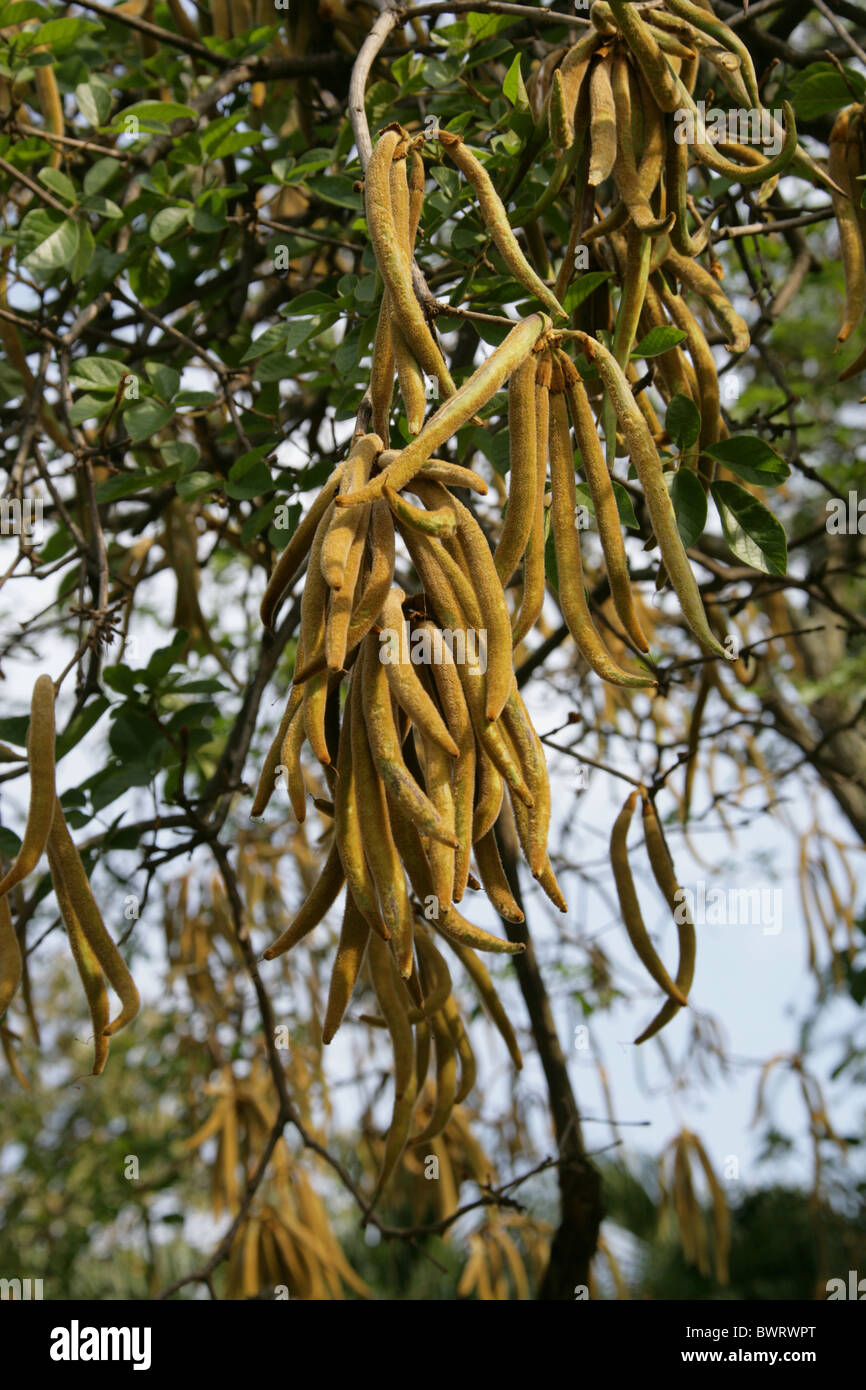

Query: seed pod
left=335, top=669, right=390, bottom=941
left=262, top=839, right=345, bottom=960
left=320, top=435, right=381, bottom=591
left=325, top=502, right=371, bottom=671
left=574, top=331, right=729, bottom=658
left=512, top=354, right=551, bottom=646
left=47, top=799, right=140, bottom=1036
left=829, top=108, right=866, bottom=346
left=447, top=936, right=522, bottom=1068
left=280, top=701, right=308, bottom=822
left=419, top=621, right=475, bottom=901
left=384, top=482, right=457, bottom=538
left=48, top=841, right=109, bottom=1075
left=260, top=462, right=346, bottom=629
left=0, top=674, right=56, bottom=901
left=368, top=932, right=417, bottom=1194
left=610, top=56, right=676, bottom=235
left=634, top=794, right=696, bottom=1043
left=560, top=353, right=649, bottom=652
left=379, top=587, right=459, bottom=756
left=610, top=790, right=688, bottom=1006
left=411, top=1007, right=457, bottom=1143
left=549, top=394, right=656, bottom=687
left=474, top=830, right=524, bottom=923
left=250, top=683, right=303, bottom=819
left=0, top=897, right=21, bottom=1019
left=370, top=297, right=396, bottom=442
left=588, top=57, right=617, bottom=186
left=337, top=314, right=550, bottom=509
left=437, top=130, right=567, bottom=320
left=494, top=353, right=538, bottom=586
left=322, top=894, right=371, bottom=1044
left=365, top=128, right=456, bottom=400
left=361, top=631, right=458, bottom=848
left=34, top=66, right=63, bottom=169
left=606, top=0, right=682, bottom=111
left=345, top=499, right=396, bottom=651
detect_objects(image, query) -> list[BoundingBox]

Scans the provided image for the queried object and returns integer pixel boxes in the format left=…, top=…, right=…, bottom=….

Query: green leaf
left=69, top=355, right=128, bottom=391
left=123, top=400, right=174, bottom=444
left=55, top=696, right=109, bottom=761
left=611, top=478, right=639, bottom=530
left=70, top=220, right=94, bottom=282
left=0, top=717, right=29, bottom=746
left=465, top=10, right=518, bottom=39
left=704, top=435, right=790, bottom=487
left=83, top=156, right=121, bottom=196
left=670, top=468, right=708, bottom=550
left=18, top=209, right=79, bottom=274
left=113, top=100, right=197, bottom=129
left=711, top=480, right=787, bottom=576
left=503, top=54, right=528, bottom=111
left=128, top=247, right=170, bottom=305
left=562, top=271, right=611, bottom=315
left=38, top=167, right=77, bottom=203
left=150, top=206, right=191, bottom=243
left=787, top=62, right=866, bottom=121
left=632, top=325, right=687, bottom=358
left=0, top=826, right=22, bottom=860
left=176, top=471, right=219, bottom=499
left=22, top=17, right=100, bottom=51
left=666, top=393, right=701, bottom=452
left=75, top=79, right=112, bottom=127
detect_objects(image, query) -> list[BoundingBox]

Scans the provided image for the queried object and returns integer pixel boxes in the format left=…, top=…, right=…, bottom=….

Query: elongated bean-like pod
left=437, top=130, right=566, bottom=319
left=48, top=799, right=140, bottom=1037
left=385, top=481, right=456, bottom=537
left=472, top=746, right=504, bottom=844
left=610, top=790, right=688, bottom=1006
left=418, top=730, right=456, bottom=909
left=830, top=109, right=866, bottom=346
left=444, top=993, right=476, bottom=1104
left=503, top=684, right=552, bottom=877
left=280, top=702, right=308, bottom=822
left=321, top=435, right=380, bottom=590
left=365, top=128, right=457, bottom=400
left=665, top=113, right=711, bottom=258
left=335, top=672, right=389, bottom=941
left=474, top=830, right=524, bottom=923
left=339, top=315, right=551, bottom=509
left=663, top=0, right=760, bottom=107
left=549, top=394, right=656, bottom=686
left=574, top=331, right=729, bottom=658
left=549, top=31, right=598, bottom=149
left=606, top=0, right=682, bottom=111
left=49, top=842, right=109, bottom=1074
left=388, top=152, right=428, bottom=434
left=345, top=500, right=395, bottom=652
left=0, top=897, right=21, bottom=1019
left=656, top=281, right=722, bottom=451
left=421, top=460, right=489, bottom=494
left=550, top=69, right=573, bottom=151
left=420, top=479, right=514, bottom=722
left=379, top=588, right=459, bottom=756
left=322, top=894, right=371, bottom=1044
left=588, top=57, right=617, bottom=186
left=560, top=353, right=649, bottom=652
left=250, top=683, right=303, bottom=819
left=610, top=57, right=675, bottom=236
left=411, top=1006, right=457, bottom=1143
left=512, top=354, right=550, bottom=645
left=0, top=674, right=56, bottom=901
left=260, top=463, right=346, bottom=629
left=325, top=504, right=371, bottom=672
left=634, top=794, right=696, bottom=1043
left=409, top=930, right=453, bottom=1022
left=447, top=936, right=522, bottom=1068
left=361, top=632, right=458, bottom=847
left=664, top=246, right=750, bottom=356
left=494, top=353, right=538, bottom=586
left=34, top=66, right=63, bottom=169
left=370, top=297, right=396, bottom=442
left=303, top=669, right=331, bottom=767
left=262, top=839, right=344, bottom=960
left=368, top=932, right=417, bottom=1193
left=420, top=622, right=475, bottom=900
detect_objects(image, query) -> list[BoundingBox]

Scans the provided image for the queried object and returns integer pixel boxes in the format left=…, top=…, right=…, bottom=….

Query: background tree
left=1, top=0, right=865, bottom=1301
